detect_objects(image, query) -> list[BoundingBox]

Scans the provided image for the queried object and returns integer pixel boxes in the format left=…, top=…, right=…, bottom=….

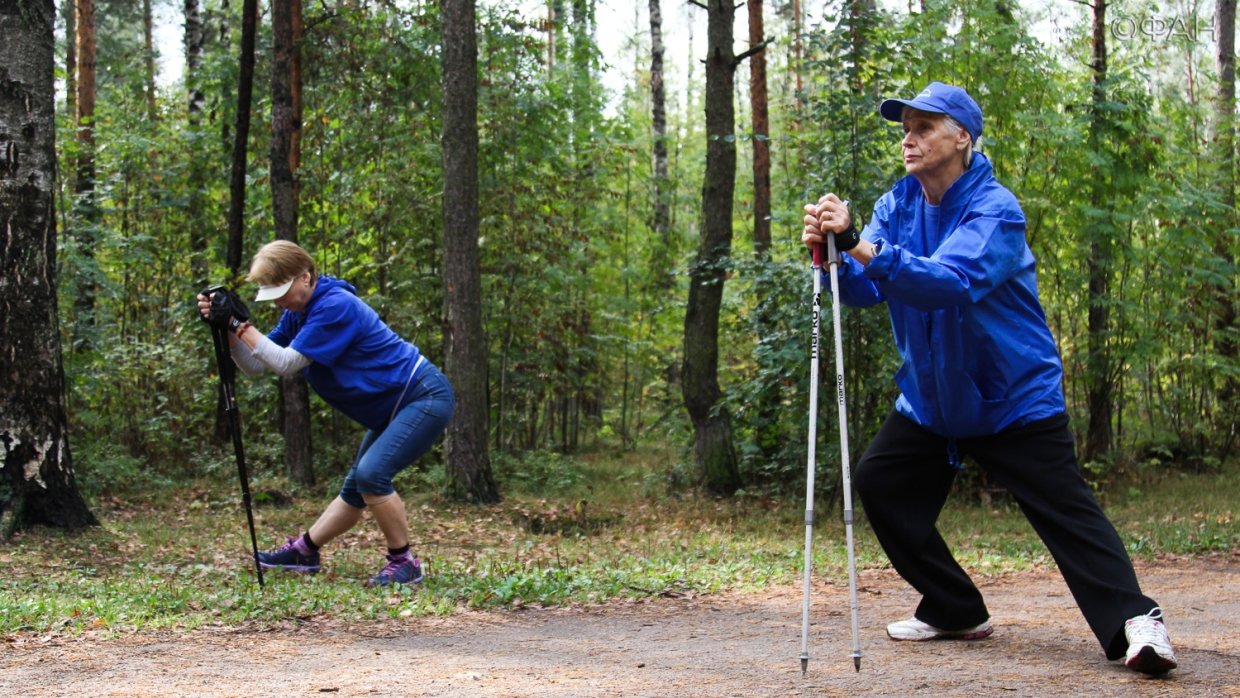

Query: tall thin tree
left=682, top=0, right=762, bottom=495
left=226, top=0, right=259, bottom=275
left=142, top=0, right=156, bottom=121
left=184, top=0, right=208, bottom=286
left=442, top=0, right=499, bottom=503
left=748, top=0, right=770, bottom=256
left=0, top=0, right=98, bottom=535
left=746, top=0, right=780, bottom=464
left=72, top=0, right=97, bottom=347
left=1213, top=0, right=1237, bottom=461
left=1083, top=0, right=1113, bottom=463
left=64, top=0, right=76, bottom=118
left=649, top=0, right=672, bottom=288
left=271, top=0, right=314, bottom=486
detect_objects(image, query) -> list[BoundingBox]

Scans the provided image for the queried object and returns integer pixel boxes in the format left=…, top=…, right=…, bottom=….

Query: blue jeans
left=338, top=364, right=454, bottom=508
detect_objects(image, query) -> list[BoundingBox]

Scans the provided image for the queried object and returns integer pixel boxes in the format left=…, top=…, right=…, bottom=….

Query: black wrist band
left=835, top=224, right=861, bottom=252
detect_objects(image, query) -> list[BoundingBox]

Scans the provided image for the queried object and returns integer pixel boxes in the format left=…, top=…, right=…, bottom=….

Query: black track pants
left=853, top=410, right=1158, bottom=660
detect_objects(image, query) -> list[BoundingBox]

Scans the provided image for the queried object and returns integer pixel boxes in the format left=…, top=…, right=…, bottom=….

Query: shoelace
left=378, top=556, right=411, bottom=579
left=1126, top=608, right=1167, bottom=645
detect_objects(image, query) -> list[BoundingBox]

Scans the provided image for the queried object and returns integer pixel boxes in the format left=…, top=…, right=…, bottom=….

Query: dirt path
left=4, top=557, right=1237, bottom=697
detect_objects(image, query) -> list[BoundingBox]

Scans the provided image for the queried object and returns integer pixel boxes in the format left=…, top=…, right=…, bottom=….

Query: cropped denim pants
left=338, top=363, right=454, bottom=508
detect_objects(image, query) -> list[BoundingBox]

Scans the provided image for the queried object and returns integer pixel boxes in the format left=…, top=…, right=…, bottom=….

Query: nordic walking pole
left=825, top=229, right=862, bottom=672
left=799, top=241, right=824, bottom=676
left=203, top=289, right=265, bottom=588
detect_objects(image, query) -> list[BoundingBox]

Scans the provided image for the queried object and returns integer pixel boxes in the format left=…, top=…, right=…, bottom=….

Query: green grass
left=1, top=448, right=1235, bottom=637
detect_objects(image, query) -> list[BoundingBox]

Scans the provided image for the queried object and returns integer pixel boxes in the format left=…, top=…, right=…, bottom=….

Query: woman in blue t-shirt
left=801, top=83, right=1176, bottom=675
left=198, top=240, right=454, bottom=587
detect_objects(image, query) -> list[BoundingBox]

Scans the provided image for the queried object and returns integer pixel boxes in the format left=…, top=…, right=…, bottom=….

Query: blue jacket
left=832, top=153, right=1065, bottom=441
left=269, top=276, right=425, bottom=430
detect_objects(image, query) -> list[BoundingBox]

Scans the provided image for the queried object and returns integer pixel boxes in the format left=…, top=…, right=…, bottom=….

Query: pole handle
left=811, top=242, right=824, bottom=268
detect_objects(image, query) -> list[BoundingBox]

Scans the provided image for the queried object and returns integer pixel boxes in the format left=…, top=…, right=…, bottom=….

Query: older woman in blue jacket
left=802, top=82, right=1176, bottom=675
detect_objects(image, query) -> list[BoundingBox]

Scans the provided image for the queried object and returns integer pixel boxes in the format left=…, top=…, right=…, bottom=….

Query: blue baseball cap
left=880, top=82, right=983, bottom=143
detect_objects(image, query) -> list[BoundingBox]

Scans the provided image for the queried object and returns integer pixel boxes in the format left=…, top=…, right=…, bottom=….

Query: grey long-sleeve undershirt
left=232, top=332, right=312, bottom=377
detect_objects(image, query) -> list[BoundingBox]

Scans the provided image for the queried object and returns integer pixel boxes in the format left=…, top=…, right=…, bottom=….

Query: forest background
left=0, top=0, right=1236, bottom=534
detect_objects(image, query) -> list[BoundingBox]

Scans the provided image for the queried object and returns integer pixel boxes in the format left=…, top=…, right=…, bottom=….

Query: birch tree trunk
left=649, top=0, right=672, bottom=287
left=0, top=0, right=98, bottom=535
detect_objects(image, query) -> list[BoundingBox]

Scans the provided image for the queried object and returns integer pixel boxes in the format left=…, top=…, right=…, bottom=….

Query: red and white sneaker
left=1124, top=607, right=1177, bottom=675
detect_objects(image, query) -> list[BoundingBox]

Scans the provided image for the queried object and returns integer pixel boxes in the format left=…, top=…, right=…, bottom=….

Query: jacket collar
left=895, top=152, right=993, bottom=212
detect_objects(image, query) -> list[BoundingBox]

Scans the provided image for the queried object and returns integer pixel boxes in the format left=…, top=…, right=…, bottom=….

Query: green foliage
left=492, top=450, right=587, bottom=496
left=45, top=0, right=1236, bottom=509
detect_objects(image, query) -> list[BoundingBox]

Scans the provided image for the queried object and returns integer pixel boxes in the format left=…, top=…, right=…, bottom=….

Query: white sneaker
left=886, top=617, right=993, bottom=641
left=1124, top=607, right=1177, bottom=675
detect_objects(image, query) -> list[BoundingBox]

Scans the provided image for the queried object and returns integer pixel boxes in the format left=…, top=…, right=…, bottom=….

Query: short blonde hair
left=247, top=240, right=316, bottom=286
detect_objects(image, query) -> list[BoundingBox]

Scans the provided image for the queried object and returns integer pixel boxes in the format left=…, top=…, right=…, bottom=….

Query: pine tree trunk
left=442, top=0, right=499, bottom=503
left=271, top=0, right=314, bottom=487
left=748, top=0, right=770, bottom=255
left=63, top=0, right=76, bottom=118
left=746, top=0, right=781, bottom=464
left=790, top=0, right=802, bottom=133
left=1213, top=0, right=1237, bottom=461
left=226, top=0, right=259, bottom=276
left=143, top=0, right=156, bottom=121
left=683, top=0, right=741, bottom=495
left=1084, top=0, right=1113, bottom=464
left=0, top=0, right=98, bottom=535
left=72, top=0, right=97, bottom=347
left=271, top=0, right=298, bottom=243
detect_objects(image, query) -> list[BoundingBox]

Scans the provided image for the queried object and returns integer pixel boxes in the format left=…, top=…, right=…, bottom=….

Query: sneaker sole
left=1126, top=646, right=1177, bottom=675
left=888, top=625, right=994, bottom=642
left=364, top=574, right=424, bottom=588
left=259, top=562, right=321, bottom=574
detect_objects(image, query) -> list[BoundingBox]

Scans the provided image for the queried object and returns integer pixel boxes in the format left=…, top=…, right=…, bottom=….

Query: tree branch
left=733, top=39, right=771, bottom=67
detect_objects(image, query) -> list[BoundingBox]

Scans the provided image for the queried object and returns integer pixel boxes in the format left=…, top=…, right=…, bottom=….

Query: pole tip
left=853, top=655, right=861, bottom=672
left=800, top=656, right=809, bottom=675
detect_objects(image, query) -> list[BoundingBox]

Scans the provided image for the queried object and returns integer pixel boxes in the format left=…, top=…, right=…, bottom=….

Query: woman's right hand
left=197, top=292, right=213, bottom=321
left=803, top=194, right=851, bottom=249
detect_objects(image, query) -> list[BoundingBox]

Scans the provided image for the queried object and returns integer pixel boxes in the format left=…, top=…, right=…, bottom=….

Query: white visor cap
left=254, top=277, right=296, bottom=302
